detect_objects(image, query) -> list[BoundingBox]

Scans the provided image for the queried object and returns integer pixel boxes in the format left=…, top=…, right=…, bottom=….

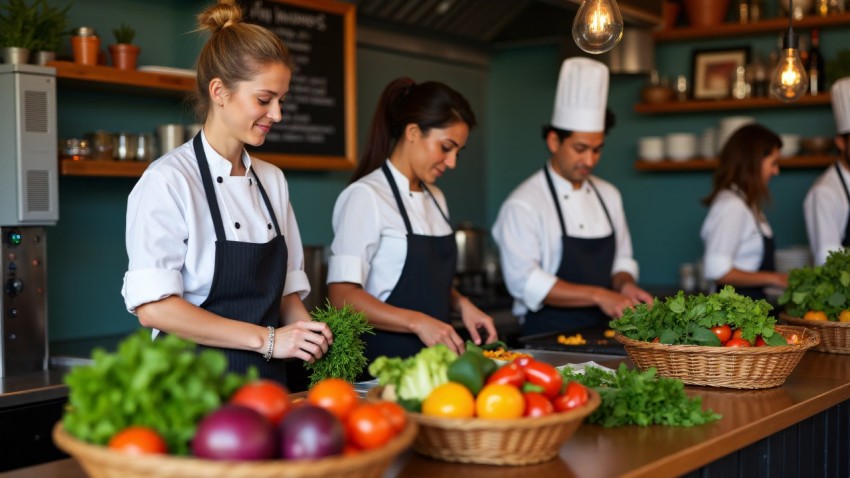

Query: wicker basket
left=780, top=313, right=850, bottom=354
left=52, top=419, right=417, bottom=478
left=613, top=325, right=820, bottom=389
left=367, top=386, right=600, bottom=466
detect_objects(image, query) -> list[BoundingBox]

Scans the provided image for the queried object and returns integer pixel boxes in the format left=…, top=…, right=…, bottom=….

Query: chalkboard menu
left=236, top=0, right=356, bottom=170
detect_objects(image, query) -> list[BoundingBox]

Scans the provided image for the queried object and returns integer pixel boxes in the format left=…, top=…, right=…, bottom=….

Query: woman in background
left=700, top=123, right=788, bottom=300
left=122, top=2, right=331, bottom=383
left=327, top=78, right=497, bottom=362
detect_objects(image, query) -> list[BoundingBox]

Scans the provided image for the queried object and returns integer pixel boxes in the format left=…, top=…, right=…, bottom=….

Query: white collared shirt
left=122, top=131, right=310, bottom=314
left=700, top=189, right=773, bottom=280
left=491, top=164, right=639, bottom=318
left=327, top=160, right=452, bottom=301
left=804, top=161, right=850, bottom=265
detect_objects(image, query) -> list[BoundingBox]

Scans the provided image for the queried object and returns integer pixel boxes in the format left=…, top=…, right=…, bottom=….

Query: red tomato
left=710, top=325, right=732, bottom=344
left=754, top=336, right=767, bottom=347
left=108, top=426, right=168, bottom=455
left=731, top=328, right=744, bottom=340
left=486, top=363, right=526, bottom=388
left=346, top=403, right=394, bottom=450
left=521, top=361, right=563, bottom=399
left=553, top=382, right=589, bottom=412
left=725, top=337, right=751, bottom=348
left=372, top=401, right=407, bottom=433
left=651, top=337, right=660, bottom=343
left=523, top=392, right=553, bottom=417
left=230, top=379, right=291, bottom=425
left=308, top=378, right=359, bottom=421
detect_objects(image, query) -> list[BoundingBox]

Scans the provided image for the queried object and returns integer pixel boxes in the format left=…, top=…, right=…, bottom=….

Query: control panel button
left=6, top=278, right=23, bottom=296
left=7, top=231, right=22, bottom=247
left=8, top=308, right=17, bottom=317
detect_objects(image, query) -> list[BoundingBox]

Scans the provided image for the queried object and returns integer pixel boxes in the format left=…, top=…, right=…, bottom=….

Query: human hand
left=594, top=288, right=636, bottom=318
left=410, top=312, right=465, bottom=355
left=458, top=297, right=498, bottom=345
left=620, top=282, right=654, bottom=306
left=273, top=320, right=333, bottom=363
left=773, top=272, right=789, bottom=288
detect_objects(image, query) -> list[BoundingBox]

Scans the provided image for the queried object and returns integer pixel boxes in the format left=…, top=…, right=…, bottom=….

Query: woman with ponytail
left=327, top=78, right=497, bottom=363
left=122, top=2, right=331, bottom=383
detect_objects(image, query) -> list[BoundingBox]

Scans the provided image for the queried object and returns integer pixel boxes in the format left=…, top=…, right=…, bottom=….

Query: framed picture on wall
left=691, top=47, right=750, bottom=100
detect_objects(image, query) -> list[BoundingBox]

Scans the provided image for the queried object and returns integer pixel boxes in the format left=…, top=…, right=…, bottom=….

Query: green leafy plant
left=778, top=248, right=850, bottom=320
left=112, top=22, right=135, bottom=44
left=32, top=0, right=72, bottom=52
left=611, top=285, right=785, bottom=345
left=62, top=329, right=254, bottom=455
left=303, top=301, right=373, bottom=387
left=0, top=0, right=40, bottom=49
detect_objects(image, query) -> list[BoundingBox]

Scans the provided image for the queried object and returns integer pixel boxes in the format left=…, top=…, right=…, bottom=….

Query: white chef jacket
left=804, top=161, right=850, bottom=265
left=701, top=188, right=774, bottom=281
left=122, top=131, right=310, bottom=316
left=327, top=160, right=452, bottom=301
left=491, top=164, right=639, bottom=318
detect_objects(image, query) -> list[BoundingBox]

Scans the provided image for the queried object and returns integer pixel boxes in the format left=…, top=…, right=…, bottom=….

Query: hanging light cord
left=784, top=0, right=796, bottom=50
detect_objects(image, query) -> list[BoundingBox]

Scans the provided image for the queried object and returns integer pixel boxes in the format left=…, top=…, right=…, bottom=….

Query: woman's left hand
left=458, top=297, right=498, bottom=346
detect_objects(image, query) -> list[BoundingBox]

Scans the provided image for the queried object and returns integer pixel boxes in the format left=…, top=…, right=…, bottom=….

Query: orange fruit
left=475, top=384, right=524, bottom=419
left=804, top=310, right=828, bottom=321
left=422, top=382, right=474, bottom=418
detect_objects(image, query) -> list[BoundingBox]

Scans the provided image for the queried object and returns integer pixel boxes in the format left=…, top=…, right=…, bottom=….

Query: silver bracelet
left=263, top=326, right=275, bottom=362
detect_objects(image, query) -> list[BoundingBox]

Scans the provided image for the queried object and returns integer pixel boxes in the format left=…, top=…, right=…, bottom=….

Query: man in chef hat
left=804, top=76, right=850, bottom=266
left=492, top=57, right=653, bottom=337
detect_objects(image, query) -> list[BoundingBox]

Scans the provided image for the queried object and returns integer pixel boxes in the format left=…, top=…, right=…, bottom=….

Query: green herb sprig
left=304, top=301, right=373, bottom=387
left=62, top=329, right=254, bottom=455
left=561, top=364, right=721, bottom=427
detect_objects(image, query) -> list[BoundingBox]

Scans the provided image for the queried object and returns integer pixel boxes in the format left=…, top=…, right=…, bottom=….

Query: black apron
left=719, top=203, right=775, bottom=301
left=362, top=163, right=457, bottom=363
left=193, top=132, right=289, bottom=382
left=834, top=162, right=850, bottom=247
left=522, top=167, right=616, bottom=337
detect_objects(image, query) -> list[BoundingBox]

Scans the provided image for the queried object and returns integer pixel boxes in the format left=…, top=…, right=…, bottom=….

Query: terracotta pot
left=683, top=0, right=731, bottom=27
left=71, top=35, right=100, bottom=66
left=109, top=43, right=141, bottom=70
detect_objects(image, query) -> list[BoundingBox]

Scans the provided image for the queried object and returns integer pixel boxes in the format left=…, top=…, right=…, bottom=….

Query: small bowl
left=641, top=85, right=675, bottom=104
left=800, top=136, right=833, bottom=155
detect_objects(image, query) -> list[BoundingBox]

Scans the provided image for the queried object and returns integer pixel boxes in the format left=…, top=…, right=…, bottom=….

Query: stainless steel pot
left=455, top=222, right=485, bottom=274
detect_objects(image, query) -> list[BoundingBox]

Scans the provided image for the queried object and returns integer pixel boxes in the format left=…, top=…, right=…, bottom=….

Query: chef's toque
left=551, top=57, right=610, bottom=133
left=832, top=76, right=850, bottom=135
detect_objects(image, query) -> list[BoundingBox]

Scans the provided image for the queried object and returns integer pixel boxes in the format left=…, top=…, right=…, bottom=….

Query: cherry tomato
left=230, top=379, right=291, bottom=425
left=724, top=337, right=751, bottom=347
left=783, top=331, right=802, bottom=345
left=346, top=403, right=394, bottom=450
left=754, top=335, right=767, bottom=347
left=553, top=382, right=589, bottom=412
left=652, top=337, right=660, bottom=343
left=710, top=325, right=732, bottom=344
left=308, top=378, right=359, bottom=421
left=523, top=392, right=553, bottom=417
left=475, top=384, right=524, bottom=419
left=422, top=382, right=475, bottom=418
left=522, top=361, right=563, bottom=399
left=731, top=328, right=744, bottom=340
left=486, top=363, right=526, bottom=388
left=372, top=401, right=407, bottom=433
left=108, top=426, right=168, bottom=455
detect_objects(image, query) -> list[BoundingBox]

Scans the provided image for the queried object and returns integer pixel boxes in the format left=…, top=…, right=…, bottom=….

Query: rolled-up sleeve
left=493, top=200, right=557, bottom=313
left=701, top=198, right=747, bottom=280
left=283, top=199, right=310, bottom=299
left=327, top=185, right=381, bottom=285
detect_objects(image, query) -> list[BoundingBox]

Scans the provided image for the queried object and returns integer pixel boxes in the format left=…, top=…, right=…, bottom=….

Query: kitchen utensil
left=157, top=124, right=185, bottom=155
left=638, top=136, right=665, bottom=161
left=60, top=138, right=90, bottom=160
left=112, top=132, right=137, bottom=161
left=641, top=85, right=675, bottom=104
left=801, top=136, right=833, bottom=154
left=86, top=130, right=113, bottom=160
left=664, top=132, right=697, bottom=161
left=135, top=133, right=155, bottom=161
left=779, top=134, right=801, bottom=157
left=455, top=222, right=486, bottom=274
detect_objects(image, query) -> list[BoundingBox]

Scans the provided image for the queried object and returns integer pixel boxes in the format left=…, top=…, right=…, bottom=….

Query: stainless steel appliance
left=0, top=64, right=57, bottom=378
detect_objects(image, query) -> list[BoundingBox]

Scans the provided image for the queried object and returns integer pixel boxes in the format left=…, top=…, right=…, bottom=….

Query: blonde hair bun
left=197, top=2, right=243, bottom=34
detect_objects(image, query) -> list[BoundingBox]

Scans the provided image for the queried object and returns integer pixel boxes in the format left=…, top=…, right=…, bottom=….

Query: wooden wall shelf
left=654, top=12, right=850, bottom=42
left=635, top=155, right=836, bottom=172
left=47, top=61, right=195, bottom=96
left=60, top=159, right=151, bottom=177
left=635, top=93, right=831, bottom=114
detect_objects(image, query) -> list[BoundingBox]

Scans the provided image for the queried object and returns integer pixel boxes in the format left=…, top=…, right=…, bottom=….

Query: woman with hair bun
left=700, top=123, right=788, bottom=300
left=122, top=2, right=332, bottom=383
left=327, top=78, right=497, bottom=363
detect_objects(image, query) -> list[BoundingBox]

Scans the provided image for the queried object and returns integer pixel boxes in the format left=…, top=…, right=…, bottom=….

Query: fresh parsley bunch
left=612, top=285, right=784, bottom=345
left=304, top=301, right=373, bottom=387
left=779, top=248, right=850, bottom=320
left=561, top=364, right=721, bottom=427
left=62, top=329, right=254, bottom=454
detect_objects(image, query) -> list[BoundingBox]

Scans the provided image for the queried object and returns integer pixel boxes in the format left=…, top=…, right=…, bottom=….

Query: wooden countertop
left=8, top=352, right=850, bottom=478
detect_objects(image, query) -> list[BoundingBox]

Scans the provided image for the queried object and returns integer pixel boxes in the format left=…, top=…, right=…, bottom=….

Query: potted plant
left=31, top=0, right=73, bottom=65
left=0, top=0, right=39, bottom=64
left=109, top=22, right=140, bottom=71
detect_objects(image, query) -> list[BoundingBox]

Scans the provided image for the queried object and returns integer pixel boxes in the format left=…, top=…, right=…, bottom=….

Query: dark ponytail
left=350, top=77, right=476, bottom=183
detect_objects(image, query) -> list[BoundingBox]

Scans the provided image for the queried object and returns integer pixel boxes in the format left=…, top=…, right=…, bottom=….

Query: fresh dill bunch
left=304, top=301, right=373, bottom=387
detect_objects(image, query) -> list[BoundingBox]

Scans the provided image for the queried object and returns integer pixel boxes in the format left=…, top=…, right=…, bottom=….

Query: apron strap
left=587, top=179, right=615, bottom=230
left=193, top=132, right=227, bottom=242
left=835, top=162, right=850, bottom=204
left=252, top=169, right=283, bottom=237
left=420, top=182, right=453, bottom=230
left=382, top=163, right=414, bottom=235
left=543, top=166, right=568, bottom=237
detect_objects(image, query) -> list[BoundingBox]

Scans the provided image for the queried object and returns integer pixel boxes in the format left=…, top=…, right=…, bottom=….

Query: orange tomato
left=307, top=378, right=359, bottom=421
left=372, top=401, right=407, bottom=433
left=839, top=310, right=850, bottom=323
left=804, top=310, right=829, bottom=321
left=346, top=403, right=394, bottom=450
left=230, top=379, right=291, bottom=425
left=475, top=384, right=524, bottom=419
left=108, top=426, right=167, bottom=455
left=422, top=382, right=475, bottom=418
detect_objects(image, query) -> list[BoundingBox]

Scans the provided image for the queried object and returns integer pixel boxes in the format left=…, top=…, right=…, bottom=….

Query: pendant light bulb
left=572, top=0, right=624, bottom=54
left=770, top=47, right=808, bottom=102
